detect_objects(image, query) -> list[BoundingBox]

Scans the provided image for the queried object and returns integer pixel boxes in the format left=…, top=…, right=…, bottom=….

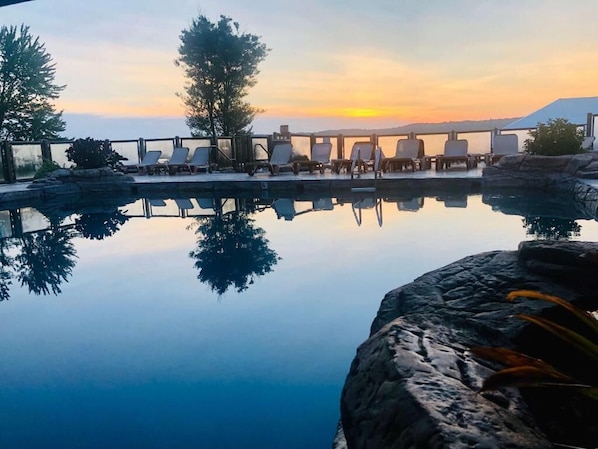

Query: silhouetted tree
left=0, top=24, right=66, bottom=141
left=523, top=216, right=581, bottom=240
left=14, top=226, right=77, bottom=295
left=176, top=14, right=269, bottom=141
left=189, top=212, right=280, bottom=296
left=74, top=209, right=129, bottom=240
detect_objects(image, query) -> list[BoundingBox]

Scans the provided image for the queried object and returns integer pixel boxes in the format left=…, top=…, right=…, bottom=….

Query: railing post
left=2, top=142, right=16, bottom=183
left=40, top=139, right=52, bottom=162
left=587, top=113, right=593, bottom=137
left=138, top=138, right=146, bottom=162
left=337, top=134, right=343, bottom=159
left=10, top=209, right=23, bottom=238
left=175, top=136, right=181, bottom=148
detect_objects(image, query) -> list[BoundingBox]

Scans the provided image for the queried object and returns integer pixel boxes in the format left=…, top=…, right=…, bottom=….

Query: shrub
left=33, top=160, right=61, bottom=179
left=471, top=290, right=598, bottom=447
left=524, top=118, right=586, bottom=156
left=65, top=138, right=126, bottom=169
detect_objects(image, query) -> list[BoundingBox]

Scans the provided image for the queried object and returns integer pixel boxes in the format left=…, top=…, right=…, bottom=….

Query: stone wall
left=338, top=241, right=598, bottom=449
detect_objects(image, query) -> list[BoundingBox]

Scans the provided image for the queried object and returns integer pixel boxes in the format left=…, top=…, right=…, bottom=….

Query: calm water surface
left=1, top=191, right=597, bottom=449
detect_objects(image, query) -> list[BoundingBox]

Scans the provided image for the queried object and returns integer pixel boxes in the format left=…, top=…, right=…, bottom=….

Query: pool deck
left=0, top=165, right=488, bottom=205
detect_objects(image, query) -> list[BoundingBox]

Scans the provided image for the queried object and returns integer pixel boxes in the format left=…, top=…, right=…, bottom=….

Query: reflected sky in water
left=1, top=192, right=598, bottom=448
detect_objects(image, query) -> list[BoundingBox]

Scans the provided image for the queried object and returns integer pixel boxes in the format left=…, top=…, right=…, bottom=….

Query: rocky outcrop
left=27, top=167, right=134, bottom=198
left=482, top=152, right=598, bottom=188
left=339, top=241, right=598, bottom=449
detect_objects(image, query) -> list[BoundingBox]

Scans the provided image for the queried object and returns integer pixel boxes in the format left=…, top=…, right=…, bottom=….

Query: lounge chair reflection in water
left=352, top=195, right=383, bottom=227
left=436, top=195, right=467, bottom=208
left=272, top=198, right=295, bottom=221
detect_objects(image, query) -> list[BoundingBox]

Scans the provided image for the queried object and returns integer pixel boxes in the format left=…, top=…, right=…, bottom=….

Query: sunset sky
left=3, top=0, right=598, bottom=136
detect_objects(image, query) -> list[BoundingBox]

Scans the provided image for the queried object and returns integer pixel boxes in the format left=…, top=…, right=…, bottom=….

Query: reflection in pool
left=0, top=191, right=597, bottom=448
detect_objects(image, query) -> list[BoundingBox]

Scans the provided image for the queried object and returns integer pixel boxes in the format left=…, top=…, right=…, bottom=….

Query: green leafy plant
left=33, top=160, right=61, bottom=179
left=471, top=290, right=598, bottom=401
left=524, top=118, right=586, bottom=156
left=65, top=137, right=126, bottom=169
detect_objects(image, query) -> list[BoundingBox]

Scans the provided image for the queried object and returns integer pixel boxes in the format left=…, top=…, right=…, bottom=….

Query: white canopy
left=502, top=97, right=598, bottom=130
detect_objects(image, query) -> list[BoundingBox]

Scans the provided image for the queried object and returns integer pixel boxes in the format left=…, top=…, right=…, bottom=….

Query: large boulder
left=27, top=167, right=134, bottom=197
left=483, top=153, right=598, bottom=188
left=339, top=241, right=598, bottom=449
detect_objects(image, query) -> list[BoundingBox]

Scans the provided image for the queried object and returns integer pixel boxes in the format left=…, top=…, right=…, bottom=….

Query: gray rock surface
left=339, top=241, right=598, bottom=449
left=482, top=153, right=598, bottom=188
left=27, top=167, right=134, bottom=198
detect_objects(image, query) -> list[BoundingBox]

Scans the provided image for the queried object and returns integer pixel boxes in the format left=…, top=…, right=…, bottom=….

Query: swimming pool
left=0, top=191, right=596, bottom=448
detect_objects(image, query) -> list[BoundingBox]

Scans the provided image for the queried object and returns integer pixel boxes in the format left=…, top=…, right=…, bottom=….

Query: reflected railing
left=0, top=189, right=595, bottom=301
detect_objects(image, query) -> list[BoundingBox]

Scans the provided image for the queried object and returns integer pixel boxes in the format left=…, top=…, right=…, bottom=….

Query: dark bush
left=524, top=118, right=585, bottom=156
left=65, top=138, right=126, bottom=169
left=33, top=160, right=61, bottom=179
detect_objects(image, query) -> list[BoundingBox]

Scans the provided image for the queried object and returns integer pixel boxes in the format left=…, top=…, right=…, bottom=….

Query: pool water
left=0, top=192, right=597, bottom=449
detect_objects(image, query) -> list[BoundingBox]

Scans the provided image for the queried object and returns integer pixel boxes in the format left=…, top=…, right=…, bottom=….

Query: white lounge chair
left=167, top=147, right=190, bottom=175
left=246, top=143, right=293, bottom=176
left=582, top=136, right=595, bottom=151
left=485, top=134, right=519, bottom=166
left=137, top=150, right=163, bottom=175
left=292, top=142, right=333, bottom=174
left=331, top=141, right=374, bottom=175
left=188, top=147, right=213, bottom=173
left=383, top=138, right=426, bottom=172
left=436, top=139, right=476, bottom=170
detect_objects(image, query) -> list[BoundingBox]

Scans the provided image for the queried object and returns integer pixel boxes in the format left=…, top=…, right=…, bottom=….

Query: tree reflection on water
left=189, top=211, right=280, bottom=296
left=74, top=209, right=129, bottom=240
left=0, top=207, right=129, bottom=300
left=522, top=216, right=582, bottom=241
left=15, top=225, right=77, bottom=295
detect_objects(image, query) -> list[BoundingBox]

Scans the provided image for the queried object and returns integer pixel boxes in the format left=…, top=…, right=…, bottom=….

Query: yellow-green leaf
left=507, top=290, right=598, bottom=336
left=480, top=365, right=582, bottom=392
left=516, top=313, right=598, bottom=364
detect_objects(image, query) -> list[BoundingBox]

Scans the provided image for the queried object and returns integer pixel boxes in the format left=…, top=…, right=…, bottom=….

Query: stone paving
left=0, top=165, right=487, bottom=206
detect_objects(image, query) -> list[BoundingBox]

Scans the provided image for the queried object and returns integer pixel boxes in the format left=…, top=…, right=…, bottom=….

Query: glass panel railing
left=181, top=138, right=211, bottom=153
left=20, top=207, right=50, bottom=234
left=13, top=143, right=43, bottom=180
left=0, top=210, right=12, bottom=238
left=377, top=135, right=408, bottom=157
left=290, top=135, right=311, bottom=158
left=456, top=131, right=492, bottom=154
left=216, top=138, right=233, bottom=160
left=49, top=142, right=72, bottom=168
left=417, top=133, right=449, bottom=157
left=145, top=139, right=175, bottom=161
left=251, top=137, right=268, bottom=160
left=111, top=141, right=140, bottom=165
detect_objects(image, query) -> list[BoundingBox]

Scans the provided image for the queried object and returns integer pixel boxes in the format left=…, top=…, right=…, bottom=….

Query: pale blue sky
left=2, top=0, right=597, bottom=138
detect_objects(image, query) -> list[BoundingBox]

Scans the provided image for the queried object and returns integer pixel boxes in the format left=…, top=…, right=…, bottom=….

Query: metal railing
left=1, top=114, right=596, bottom=183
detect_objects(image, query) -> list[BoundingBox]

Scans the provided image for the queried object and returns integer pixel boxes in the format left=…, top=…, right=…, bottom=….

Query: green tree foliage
left=0, top=24, right=66, bottom=141
left=524, top=118, right=585, bottom=156
left=65, top=137, right=126, bottom=169
left=176, top=14, right=269, bottom=140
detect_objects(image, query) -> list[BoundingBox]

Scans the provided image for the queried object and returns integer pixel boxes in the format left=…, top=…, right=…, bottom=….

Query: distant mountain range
left=312, top=118, right=520, bottom=136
